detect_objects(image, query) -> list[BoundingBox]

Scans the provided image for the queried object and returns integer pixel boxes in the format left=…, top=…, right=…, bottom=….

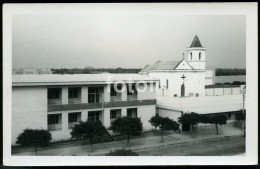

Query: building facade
left=140, top=35, right=206, bottom=98
left=12, top=74, right=158, bottom=144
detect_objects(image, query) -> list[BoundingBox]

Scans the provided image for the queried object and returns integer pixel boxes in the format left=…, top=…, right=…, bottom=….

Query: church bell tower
left=186, top=35, right=206, bottom=70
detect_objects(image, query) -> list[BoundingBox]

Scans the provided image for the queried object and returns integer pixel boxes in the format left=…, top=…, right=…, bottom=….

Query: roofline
left=12, top=80, right=159, bottom=87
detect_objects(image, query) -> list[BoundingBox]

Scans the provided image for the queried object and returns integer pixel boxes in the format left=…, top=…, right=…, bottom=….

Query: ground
left=136, top=136, right=245, bottom=156
left=12, top=126, right=245, bottom=156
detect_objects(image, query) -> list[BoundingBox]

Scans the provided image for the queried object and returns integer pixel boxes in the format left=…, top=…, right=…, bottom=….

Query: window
left=110, top=109, right=121, bottom=119
left=48, top=114, right=60, bottom=124
left=48, top=88, right=61, bottom=99
left=190, top=52, right=193, bottom=60
left=69, top=87, right=81, bottom=98
left=159, top=81, right=161, bottom=88
left=189, top=93, right=194, bottom=97
left=127, top=108, right=137, bottom=118
left=110, top=85, right=122, bottom=96
left=166, top=79, right=168, bottom=88
left=88, top=111, right=100, bottom=121
left=88, top=87, right=101, bottom=103
left=199, top=52, right=201, bottom=60
left=174, top=94, right=177, bottom=97
left=127, top=84, right=136, bottom=95
left=69, top=113, right=79, bottom=123
left=196, top=93, right=199, bottom=97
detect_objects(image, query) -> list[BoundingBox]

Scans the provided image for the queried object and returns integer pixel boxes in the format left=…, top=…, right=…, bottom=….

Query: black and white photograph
left=3, top=3, right=258, bottom=166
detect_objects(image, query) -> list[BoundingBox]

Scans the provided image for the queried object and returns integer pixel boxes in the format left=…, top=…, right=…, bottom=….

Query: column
left=122, top=108, right=127, bottom=117
left=62, top=87, right=68, bottom=104
left=81, top=86, right=88, bottom=103
left=62, top=112, right=68, bottom=131
left=103, top=109, right=111, bottom=128
left=121, top=84, right=127, bottom=101
left=81, top=110, right=88, bottom=122
left=104, top=85, right=111, bottom=102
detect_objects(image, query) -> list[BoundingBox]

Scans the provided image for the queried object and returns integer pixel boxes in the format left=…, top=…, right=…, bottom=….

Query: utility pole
left=242, top=85, right=246, bottom=137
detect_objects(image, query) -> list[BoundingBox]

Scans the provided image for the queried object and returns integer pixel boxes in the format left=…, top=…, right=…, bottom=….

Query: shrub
left=105, top=149, right=139, bottom=156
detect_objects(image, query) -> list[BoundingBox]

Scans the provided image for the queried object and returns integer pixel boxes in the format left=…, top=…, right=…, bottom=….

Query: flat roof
left=157, top=95, right=244, bottom=114
left=12, top=74, right=159, bottom=87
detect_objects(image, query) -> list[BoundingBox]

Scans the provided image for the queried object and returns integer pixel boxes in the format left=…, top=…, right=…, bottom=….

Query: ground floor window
left=68, top=112, right=81, bottom=129
left=127, top=108, right=137, bottom=118
left=110, top=109, right=121, bottom=119
left=88, top=111, right=101, bottom=122
left=48, top=114, right=62, bottom=130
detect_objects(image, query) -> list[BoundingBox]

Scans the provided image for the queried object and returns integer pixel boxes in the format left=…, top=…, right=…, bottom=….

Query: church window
left=199, top=52, right=201, bottom=60
left=174, top=94, right=177, bottom=97
left=190, top=53, right=192, bottom=60
left=166, top=79, right=168, bottom=88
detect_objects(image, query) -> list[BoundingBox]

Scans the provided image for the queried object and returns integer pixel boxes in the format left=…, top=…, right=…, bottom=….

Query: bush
left=16, top=129, right=52, bottom=155
left=105, top=149, right=139, bottom=156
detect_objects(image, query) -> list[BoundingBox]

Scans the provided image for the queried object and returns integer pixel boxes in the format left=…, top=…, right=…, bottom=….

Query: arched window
left=199, top=52, right=201, bottom=60
left=190, top=52, right=192, bottom=60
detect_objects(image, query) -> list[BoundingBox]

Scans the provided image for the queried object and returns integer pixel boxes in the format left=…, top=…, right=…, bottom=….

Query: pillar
left=62, top=112, right=68, bottom=131
left=81, top=110, right=88, bottom=121
left=122, top=84, right=127, bottom=101
left=103, top=109, right=111, bottom=128
left=104, top=85, right=111, bottom=102
left=81, top=86, right=88, bottom=103
left=122, top=108, right=127, bottom=117
left=62, top=87, right=68, bottom=104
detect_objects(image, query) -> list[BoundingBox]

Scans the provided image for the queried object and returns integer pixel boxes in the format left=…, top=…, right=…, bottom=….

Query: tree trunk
left=90, top=138, right=93, bottom=152
left=161, top=130, right=164, bottom=142
left=190, top=124, right=193, bottom=133
left=127, top=134, right=130, bottom=144
left=35, top=145, right=38, bottom=156
left=101, top=135, right=105, bottom=149
left=215, top=124, right=219, bottom=135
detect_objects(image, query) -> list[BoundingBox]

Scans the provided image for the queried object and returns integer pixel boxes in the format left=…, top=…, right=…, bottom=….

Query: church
left=139, top=35, right=245, bottom=128
left=139, top=35, right=206, bottom=98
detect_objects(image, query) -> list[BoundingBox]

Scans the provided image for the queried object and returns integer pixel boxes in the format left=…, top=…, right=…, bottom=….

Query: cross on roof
left=181, top=74, right=186, bottom=79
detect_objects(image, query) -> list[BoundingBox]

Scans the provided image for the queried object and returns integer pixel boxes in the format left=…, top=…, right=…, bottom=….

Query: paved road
left=136, top=136, right=245, bottom=156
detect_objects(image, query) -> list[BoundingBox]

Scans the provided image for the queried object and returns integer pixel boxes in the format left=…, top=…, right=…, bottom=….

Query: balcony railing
left=127, top=94, right=137, bottom=101
left=111, top=95, right=122, bottom=101
left=48, top=123, right=62, bottom=131
left=48, top=99, right=62, bottom=105
left=69, top=98, right=81, bottom=104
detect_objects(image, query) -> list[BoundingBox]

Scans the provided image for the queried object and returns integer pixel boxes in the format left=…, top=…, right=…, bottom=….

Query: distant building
left=12, top=74, right=158, bottom=144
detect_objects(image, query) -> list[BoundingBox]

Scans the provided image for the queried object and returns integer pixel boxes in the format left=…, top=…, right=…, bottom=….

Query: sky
left=12, top=15, right=246, bottom=69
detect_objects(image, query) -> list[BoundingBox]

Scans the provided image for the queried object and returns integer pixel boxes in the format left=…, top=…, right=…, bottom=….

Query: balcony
left=48, top=88, right=62, bottom=105
left=68, top=87, right=81, bottom=104
left=48, top=114, right=62, bottom=131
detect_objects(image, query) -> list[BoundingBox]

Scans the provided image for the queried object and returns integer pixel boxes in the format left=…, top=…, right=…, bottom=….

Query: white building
left=12, top=74, right=158, bottom=144
left=140, top=35, right=206, bottom=98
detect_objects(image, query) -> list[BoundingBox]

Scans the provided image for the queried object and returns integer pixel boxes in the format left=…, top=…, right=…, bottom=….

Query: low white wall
left=157, top=108, right=182, bottom=122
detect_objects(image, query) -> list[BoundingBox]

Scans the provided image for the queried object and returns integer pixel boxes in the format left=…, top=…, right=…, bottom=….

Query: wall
left=12, top=87, right=48, bottom=145
left=157, top=108, right=182, bottom=122
left=137, top=83, right=156, bottom=100
left=47, top=105, right=156, bottom=141
left=205, top=87, right=241, bottom=96
left=150, top=71, right=205, bottom=98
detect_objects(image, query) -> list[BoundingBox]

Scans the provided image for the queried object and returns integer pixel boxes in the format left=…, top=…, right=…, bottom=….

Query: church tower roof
left=190, top=35, right=202, bottom=48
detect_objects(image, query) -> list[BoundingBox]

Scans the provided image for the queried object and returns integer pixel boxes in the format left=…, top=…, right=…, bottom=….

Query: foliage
left=71, top=120, right=107, bottom=151
left=16, top=129, right=52, bottom=155
left=178, top=112, right=200, bottom=126
left=215, top=68, right=246, bottom=76
left=235, top=111, right=246, bottom=121
left=51, top=68, right=142, bottom=74
left=105, top=149, right=139, bottom=156
left=109, top=116, right=143, bottom=144
left=199, top=114, right=227, bottom=135
left=149, top=115, right=179, bottom=142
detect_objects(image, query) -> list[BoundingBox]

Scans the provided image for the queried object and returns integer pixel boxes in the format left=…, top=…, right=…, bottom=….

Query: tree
left=178, top=112, right=199, bottom=133
left=16, top=129, right=52, bottom=155
left=149, top=115, right=179, bottom=142
left=236, top=110, right=246, bottom=136
left=209, top=114, right=227, bottom=135
left=109, top=116, right=143, bottom=144
left=71, top=120, right=107, bottom=152
left=105, top=149, right=139, bottom=156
